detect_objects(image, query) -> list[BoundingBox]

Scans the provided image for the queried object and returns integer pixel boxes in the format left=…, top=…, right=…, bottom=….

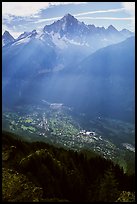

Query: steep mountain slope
left=62, top=37, right=135, bottom=121
left=76, top=36, right=135, bottom=77
left=2, top=36, right=58, bottom=108
left=2, top=37, right=57, bottom=79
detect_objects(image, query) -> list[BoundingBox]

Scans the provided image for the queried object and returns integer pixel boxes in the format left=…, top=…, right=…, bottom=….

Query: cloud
left=77, top=17, right=134, bottom=20
left=2, top=2, right=87, bottom=17
left=122, top=2, right=135, bottom=16
left=34, top=16, right=62, bottom=24
left=34, top=8, right=127, bottom=24
left=34, top=15, right=134, bottom=25
left=2, top=2, right=87, bottom=34
left=75, top=8, right=125, bottom=17
left=122, top=2, right=135, bottom=31
left=34, top=8, right=134, bottom=24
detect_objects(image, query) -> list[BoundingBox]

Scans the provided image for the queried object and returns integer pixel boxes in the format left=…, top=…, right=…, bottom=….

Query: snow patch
left=62, top=36, right=89, bottom=47
left=62, top=18, right=66, bottom=31
left=51, top=32, right=67, bottom=49
left=12, top=37, right=31, bottom=46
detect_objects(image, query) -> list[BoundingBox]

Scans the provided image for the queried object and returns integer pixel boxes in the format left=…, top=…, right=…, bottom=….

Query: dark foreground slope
left=2, top=131, right=135, bottom=202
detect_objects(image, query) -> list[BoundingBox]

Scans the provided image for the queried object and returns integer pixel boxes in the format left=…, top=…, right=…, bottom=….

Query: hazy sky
left=2, top=2, right=135, bottom=38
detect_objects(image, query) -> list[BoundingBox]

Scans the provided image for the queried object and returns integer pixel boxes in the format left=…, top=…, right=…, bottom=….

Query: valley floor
left=2, top=104, right=135, bottom=175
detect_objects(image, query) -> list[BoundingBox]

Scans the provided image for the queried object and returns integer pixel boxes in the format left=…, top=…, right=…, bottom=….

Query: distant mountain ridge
left=2, top=13, right=134, bottom=77
left=2, top=13, right=134, bottom=50
left=43, top=14, right=133, bottom=46
left=17, top=30, right=37, bottom=40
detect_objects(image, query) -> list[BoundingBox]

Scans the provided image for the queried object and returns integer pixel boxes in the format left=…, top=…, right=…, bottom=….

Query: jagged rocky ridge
left=3, top=14, right=134, bottom=49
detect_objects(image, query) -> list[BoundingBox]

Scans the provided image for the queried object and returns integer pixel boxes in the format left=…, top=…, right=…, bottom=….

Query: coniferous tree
left=98, top=168, right=120, bottom=202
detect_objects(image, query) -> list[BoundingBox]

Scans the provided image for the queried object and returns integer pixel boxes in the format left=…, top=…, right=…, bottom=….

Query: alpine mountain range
left=2, top=13, right=135, bottom=123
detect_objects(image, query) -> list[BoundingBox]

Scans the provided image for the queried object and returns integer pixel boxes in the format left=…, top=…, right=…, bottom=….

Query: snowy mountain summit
left=44, top=13, right=93, bottom=44
left=44, top=13, right=79, bottom=35
left=2, top=13, right=134, bottom=51
left=43, top=13, right=134, bottom=50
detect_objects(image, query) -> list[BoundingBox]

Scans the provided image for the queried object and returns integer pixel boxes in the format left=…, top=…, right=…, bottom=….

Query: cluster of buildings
left=79, top=130, right=96, bottom=136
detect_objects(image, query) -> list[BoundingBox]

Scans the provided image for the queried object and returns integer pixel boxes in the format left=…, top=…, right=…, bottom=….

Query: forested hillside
left=2, top=131, right=135, bottom=202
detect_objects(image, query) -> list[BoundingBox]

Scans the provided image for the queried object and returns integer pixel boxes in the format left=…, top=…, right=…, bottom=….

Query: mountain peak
left=44, top=13, right=79, bottom=35
left=2, top=30, right=15, bottom=46
left=64, top=13, right=73, bottom=17
left=107, top=25, right=117, bottom=31
left=3, top=30, right=9, bottom=35
left=61, top=13, right=77, bottom=23
left=120, top=28, right=133, bottom=34
left=63, top=13, right=75, bottom=19
left=3, top=30, right=14, bottom=39
left=120, top=29, right=134, bottom=37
